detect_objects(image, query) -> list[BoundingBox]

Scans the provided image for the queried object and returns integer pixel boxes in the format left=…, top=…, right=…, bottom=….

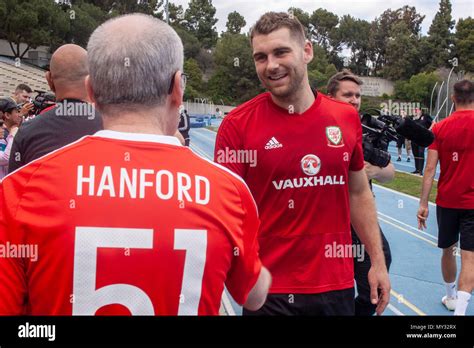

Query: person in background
left=178, top=109, right=191, bottom=146
left=12, top=84, right=34, bottom=118
left=418, top=79, right=474, bottom=315
left=0, top=98, right=22, bottom=179
left=327, top=69, right=393, bottom=316
left=411, top=108, right=432, bottom=175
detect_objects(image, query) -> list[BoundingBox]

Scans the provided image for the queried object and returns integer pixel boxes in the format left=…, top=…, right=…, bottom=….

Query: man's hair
left=15, top=84, right=32, bottom=94
left=327, top=69, right=363, bottom=96
left=87, top=13, right=184, bottom=112
left=250, top=12, right=306, bottom=45
left=453, top=79, right=474, bottom=105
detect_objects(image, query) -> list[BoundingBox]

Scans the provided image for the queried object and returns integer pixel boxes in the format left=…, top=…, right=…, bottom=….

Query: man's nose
left=267, top=55, right=279, bottom=71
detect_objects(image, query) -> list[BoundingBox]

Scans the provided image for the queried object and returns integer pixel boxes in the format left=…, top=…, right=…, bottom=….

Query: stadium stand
left=0, top=57, right=50, bottom=97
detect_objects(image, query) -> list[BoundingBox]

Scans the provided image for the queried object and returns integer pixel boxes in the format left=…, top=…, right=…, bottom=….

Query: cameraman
left=12, top=84, right=34, bottom=118
left=328, top=70, right=393, bottom=316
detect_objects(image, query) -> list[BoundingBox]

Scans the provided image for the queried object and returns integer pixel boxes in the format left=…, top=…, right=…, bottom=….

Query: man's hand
left=417, top=204, right=429, bottom=230
left=19, top=102, right=34, bottom=117
left=368, top=262, right=391, bottom=315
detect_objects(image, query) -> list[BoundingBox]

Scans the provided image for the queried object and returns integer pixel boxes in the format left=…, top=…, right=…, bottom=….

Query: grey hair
left=87, top=13, right=184, bottom=112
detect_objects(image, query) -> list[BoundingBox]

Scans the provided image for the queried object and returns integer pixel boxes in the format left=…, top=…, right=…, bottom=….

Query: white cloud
left=170, top=0, right=474, bottom=35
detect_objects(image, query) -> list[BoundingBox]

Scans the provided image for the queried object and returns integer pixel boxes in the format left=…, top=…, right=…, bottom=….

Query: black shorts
left=242, top=288, right=355, bottom=316
left=436, top=205, right=474, bottom=251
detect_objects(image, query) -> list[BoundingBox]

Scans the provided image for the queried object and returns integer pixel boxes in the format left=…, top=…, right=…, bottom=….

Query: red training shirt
left=214, top=91, right=364, bottom=294
left=429, top=110, right=474, bottom=209
left=0, top=130, right=261, bottom=315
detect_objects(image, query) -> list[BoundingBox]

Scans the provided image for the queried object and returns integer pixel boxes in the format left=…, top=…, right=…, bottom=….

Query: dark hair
left=250, top=12, right=306, bottom=45
left=327, top=69, right=363, bottom=96
left=453, top=79, right=474, bottom=105
left=15, top=83, right=32, bottom=94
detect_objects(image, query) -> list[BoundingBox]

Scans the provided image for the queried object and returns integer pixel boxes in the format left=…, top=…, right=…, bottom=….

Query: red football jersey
left=429, top=110, right=474, bottom=209
left=0, top=130, right=261, bottom=315
left=215, top=92, right=364, bottom=294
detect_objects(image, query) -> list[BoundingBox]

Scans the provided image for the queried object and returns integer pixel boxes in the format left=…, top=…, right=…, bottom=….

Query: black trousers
left=412, top=143, right=425, bottom=173
left=351, top=225, right=392, bottom=316
left=242, top=288, right=355, bottom=316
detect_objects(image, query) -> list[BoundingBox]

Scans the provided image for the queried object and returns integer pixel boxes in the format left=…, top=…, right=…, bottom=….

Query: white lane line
left=378, top=212, right=438, bottom=240
left=378, top=216, right=438, bottom=247
left=221, top=291, right=236, bottom=316
left=373, top=184, right=437, bottom=207
left=387, top=303, right=405, bottom=316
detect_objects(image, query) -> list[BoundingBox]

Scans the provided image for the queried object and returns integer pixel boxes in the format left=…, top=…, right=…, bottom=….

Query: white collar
left=93, top=130, right=182, bottom=146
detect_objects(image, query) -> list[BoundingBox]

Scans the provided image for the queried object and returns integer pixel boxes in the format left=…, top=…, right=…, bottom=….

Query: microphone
left=395, top=117, right=434, bottom=147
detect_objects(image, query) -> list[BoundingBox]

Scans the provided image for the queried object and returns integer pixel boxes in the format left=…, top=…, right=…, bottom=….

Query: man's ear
left=303, top=39, right=313, bottom=64
left=170, top=71, right=184, bottom=108
left=84, top=76, right=96, bottom=104
left=45, top=71, right=55, bottom=93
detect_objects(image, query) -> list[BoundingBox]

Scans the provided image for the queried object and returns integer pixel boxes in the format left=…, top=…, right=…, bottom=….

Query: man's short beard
left=266, top=69, right=305, bottom=101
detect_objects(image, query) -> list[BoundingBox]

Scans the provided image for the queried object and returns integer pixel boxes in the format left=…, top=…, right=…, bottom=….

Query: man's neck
left=270, top=82, right=315, bottom=114
left=101, top=109, right=176, bottom=136
left=455, top=103, right=474, bottom=111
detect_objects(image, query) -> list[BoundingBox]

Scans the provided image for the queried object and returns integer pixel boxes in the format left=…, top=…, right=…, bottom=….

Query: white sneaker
left=442, top=295, right=457, bottom=311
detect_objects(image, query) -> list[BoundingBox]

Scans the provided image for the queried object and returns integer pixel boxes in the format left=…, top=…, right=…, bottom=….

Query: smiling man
left=214, top=12, right=390, bottom=316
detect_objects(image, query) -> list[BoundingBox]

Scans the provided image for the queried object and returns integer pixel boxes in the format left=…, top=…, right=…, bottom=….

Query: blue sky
left=171, top=0, right=473, bottom=35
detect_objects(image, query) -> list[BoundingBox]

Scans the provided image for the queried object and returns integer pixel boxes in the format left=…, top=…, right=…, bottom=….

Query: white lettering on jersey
left=76, top=166, right=211, bottom=205
left=272, top=175, right=345, bottom=190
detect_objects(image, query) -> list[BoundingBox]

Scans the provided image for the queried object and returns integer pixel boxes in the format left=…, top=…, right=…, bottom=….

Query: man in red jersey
left=214, top=12, right=390, bottom=315
left=0, top=13, right=270, bottom=316
left=418, top=79, right=474, bottom=316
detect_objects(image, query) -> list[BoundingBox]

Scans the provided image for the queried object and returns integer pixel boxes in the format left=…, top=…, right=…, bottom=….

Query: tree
left=183, top=58, right=203, bottom=100
left=67, top=1, right=105, bottom=48
left=309, top=8, right=339, bottom=52
left=174, top=26, right=201, bottom=59
left=168, top=2, right=185, bottom=26
left=453, top=17, right=474, bottom=72
left=394, top=72, right=439, bottom=107
left=184, top=0, right=218, bottom=49
left=426, top=0, right=455, bottom=69
left=226, top=11, right=245, bottom=34
left=383, top=21, right=421, bottom=80
left=337, top=15, right=371, bottom=75
left=369, top=6, right=425, bottom=75
left=207, top=33, right=262, bottom=104
left=0, top=0, right=70, bottom=58
left=80, top=0, right=164, bottom=16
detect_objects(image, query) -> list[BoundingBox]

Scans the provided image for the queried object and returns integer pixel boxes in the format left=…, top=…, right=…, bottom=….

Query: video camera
left=31, top=90, right=56, bottom=115
left=19, top=90, right=56, bottom=116
left=360, top=109, right=434, bottom=168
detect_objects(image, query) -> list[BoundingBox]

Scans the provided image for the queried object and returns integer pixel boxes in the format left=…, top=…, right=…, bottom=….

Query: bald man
left=8, top=44, right=103, bottom=173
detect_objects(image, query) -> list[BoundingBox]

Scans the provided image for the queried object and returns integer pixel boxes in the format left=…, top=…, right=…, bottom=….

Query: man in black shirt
left=178, top=109, right=190, bottom=146
left=8, top=44, right=102, bottom=173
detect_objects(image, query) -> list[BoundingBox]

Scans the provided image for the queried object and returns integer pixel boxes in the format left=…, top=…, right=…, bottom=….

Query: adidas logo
left=265, top=137, right=283, bottom=150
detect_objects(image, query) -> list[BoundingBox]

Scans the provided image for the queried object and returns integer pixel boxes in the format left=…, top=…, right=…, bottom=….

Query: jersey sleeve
left=349, top=112, right=365, bottom=171
left=0, top=178, right=28, bottom=315
left=224, top=179, right=262, bottom=305
left=214, top=117, right=247, bottom=179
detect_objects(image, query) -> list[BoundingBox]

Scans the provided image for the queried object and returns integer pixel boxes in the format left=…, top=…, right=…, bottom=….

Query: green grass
left=375, top=171, right=437, bottom=203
